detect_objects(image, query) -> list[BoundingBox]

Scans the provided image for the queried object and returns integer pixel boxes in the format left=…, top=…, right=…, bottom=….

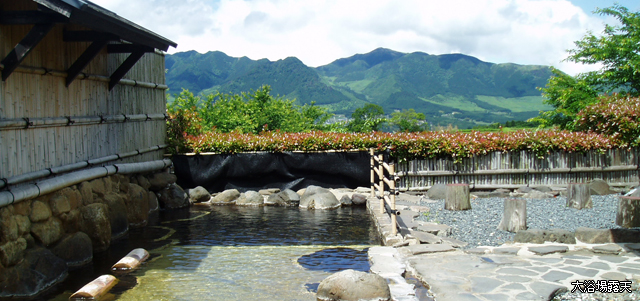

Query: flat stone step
left=492, top=247, right=521, bottom=255
left=415, top=223, right=451, bottom=236
left=591, top=244, right=623, bottom=255
left=528, top=245, right=569, bottom=255
left=408, top=231, right=442, bottom=244
left=405, top=244, right=456, bottom=255
left=440, top=237, right=468, bottom=248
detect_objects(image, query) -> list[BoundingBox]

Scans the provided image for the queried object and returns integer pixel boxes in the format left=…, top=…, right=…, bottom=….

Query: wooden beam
left=109, top=49, right=145, bottom=90
left=63, top=30, right=120, bottom=42
left=0, top=11, right=67, bottom=24
left=66, top=39, right=109, bottom=86
left=107, top=44, right=155, bottom=54
left=1, top=23, right=54, bottom=81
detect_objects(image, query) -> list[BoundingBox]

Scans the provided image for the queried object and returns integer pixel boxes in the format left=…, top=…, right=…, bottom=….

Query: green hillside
left=165, top=48, right=554, bottom=128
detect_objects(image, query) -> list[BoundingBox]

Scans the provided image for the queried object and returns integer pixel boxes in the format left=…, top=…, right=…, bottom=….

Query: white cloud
left=90, top=0, right=607, bottom=75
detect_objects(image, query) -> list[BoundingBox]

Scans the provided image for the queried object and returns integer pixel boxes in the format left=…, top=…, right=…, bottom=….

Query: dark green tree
left=390, top=109, right=428, bottom=132
left=347, top=103, right=386, bottom=132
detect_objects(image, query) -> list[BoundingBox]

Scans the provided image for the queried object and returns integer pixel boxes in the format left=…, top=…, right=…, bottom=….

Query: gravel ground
left=414, top=195, right=623, bottom=249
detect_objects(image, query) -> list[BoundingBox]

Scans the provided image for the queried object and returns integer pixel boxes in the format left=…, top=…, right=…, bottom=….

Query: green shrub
left=575, top=94, right=640, bottom=145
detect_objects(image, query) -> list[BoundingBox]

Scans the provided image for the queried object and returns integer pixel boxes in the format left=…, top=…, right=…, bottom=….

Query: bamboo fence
left=396, top=148, right=640, bottom=190
left=0, top=11, right=168, bottom=181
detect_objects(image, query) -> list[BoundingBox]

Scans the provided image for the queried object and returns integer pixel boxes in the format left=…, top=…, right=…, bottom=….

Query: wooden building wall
left=0, top=1, right=167, bottom=180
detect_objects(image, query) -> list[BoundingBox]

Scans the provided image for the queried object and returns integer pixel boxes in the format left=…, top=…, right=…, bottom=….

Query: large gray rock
left=126, top=184, right=150, bottom=227
left=148, top=172, right=178, bottom=192
left=30, top=217, right=64, bottom=247
left=427, top=184, right=447, bottom=200
left=133, top=175, right=151, bottom=191
left=50, top=232, right=93, bottom=268
left=0, top=248, right=68, bottom=299
left=79, top=203, right=111, bottom=253
left=158, top=183, right=190, bottom=209
left=514, top=229, right=576, bottom=244
left=49, top=194, right=71, bottom=216
left=316, top=269, right=391, bottom=301
left=209, top=189, right=240, bottom=205
left=300, top=186, right=341, bottom=210
left=148, top=191, right=159, bottom=212
left=187, top=186, right=211, bottom=204
left=522, top=190, right=554, bottom=199
left=0, top=207, right=19, bottom=244
left=575, top=227, right=640, bottom=243
left=589, top=179, right=616, bottom=195
left=103, top=193, right=129, bottom=240
left=58, top=209, right=80, bottom=234
left=29, top=200, right=51, bottom=223
left=474, top=189, right=511, bottom=198
left=351, top=193, right=367, bottom=206
left=0, top=238, right=27, bottom=267
left=265, top=189, right=300, bottom=206
left=236, top=191, right=264, bottom=206
left=339, top=195, right=353, bottom=206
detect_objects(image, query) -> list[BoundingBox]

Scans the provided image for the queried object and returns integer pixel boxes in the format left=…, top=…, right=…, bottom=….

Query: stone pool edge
left=367, top=196, right=420, bottom=301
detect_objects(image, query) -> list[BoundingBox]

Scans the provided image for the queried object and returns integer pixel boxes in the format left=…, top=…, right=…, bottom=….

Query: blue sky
left=572, top=0, right=639, bottom=13
left=90, top=0, right=639, bottom=75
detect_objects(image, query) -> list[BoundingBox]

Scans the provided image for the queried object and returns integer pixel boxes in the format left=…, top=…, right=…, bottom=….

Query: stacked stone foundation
left=0, top=170, right=188, bottom=299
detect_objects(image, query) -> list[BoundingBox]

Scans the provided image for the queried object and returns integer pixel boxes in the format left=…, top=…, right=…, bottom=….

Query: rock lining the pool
left=191, top=185, right=369, bottom=209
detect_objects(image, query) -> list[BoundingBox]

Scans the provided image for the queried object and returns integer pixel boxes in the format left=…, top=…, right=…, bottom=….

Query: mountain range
left=165, top=48, right=554, bottom=128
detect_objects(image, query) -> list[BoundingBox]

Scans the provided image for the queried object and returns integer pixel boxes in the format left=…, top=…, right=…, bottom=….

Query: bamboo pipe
left=390, top=163, right=397, bottom=236
left=383, top=196, right=400, bottom=216
left=0, top=145, right=167, bottom=189
left=370, top=149, right=375, bottom=198
left=112, top=248, right=149, bottom=271
left=69, top=275, right=118, bottom=300
left=378, top=154, right=384, bottom=214
left=0, top=159, right=172, bottom=208
left=0, top=64, right=168, bottom=90
left=0, top=113, right=167, bottom=131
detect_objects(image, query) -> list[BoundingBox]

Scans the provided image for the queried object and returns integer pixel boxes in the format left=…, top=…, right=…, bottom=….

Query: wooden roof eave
left=0, top=0, right=176, bottom=87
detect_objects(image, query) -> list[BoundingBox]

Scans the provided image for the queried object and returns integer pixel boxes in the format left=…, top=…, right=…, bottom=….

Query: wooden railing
left=370, top=149, right=399, bottom=235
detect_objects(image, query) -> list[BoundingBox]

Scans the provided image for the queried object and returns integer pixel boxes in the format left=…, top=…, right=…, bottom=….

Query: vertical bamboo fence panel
left=1, top=16, right=168, bottom=182
left=396, top=148, right=640, bottom=191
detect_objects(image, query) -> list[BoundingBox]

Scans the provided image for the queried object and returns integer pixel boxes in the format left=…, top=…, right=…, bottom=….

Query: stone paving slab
left=405, top=250, right=640, bottom=301
left=366, top=197, right=640, bottom=301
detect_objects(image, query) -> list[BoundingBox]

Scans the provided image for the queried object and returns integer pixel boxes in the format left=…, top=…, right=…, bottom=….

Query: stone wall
left=0, top=171, right=187, bottom=299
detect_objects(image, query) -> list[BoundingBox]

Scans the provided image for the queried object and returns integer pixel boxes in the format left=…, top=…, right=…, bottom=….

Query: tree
left=390, top=109, right=428, bottom=132
left=567, top=5, right=640, bottom=95
left=533, top=67, right=599, bottom=129
left=535, top=5, right=639, bottom=129
left=348, top=103, right=386, bottom=132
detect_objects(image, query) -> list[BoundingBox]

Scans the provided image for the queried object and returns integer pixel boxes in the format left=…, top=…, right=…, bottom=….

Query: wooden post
left=378, top=154, right=384, bottom=214
left=370, top=149, right=375, bottom=199
left=498, top=198, right=527, bottom=232
left=445, top=183, right=471, bottom=211
left=567, top=183, right=592, bottom=209
left=617, top=196, right=640, bottom=228
left=390, top=163, right=397, bottom=236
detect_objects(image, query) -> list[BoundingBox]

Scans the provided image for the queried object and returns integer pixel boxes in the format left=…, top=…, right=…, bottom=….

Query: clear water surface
left=48, top=204, right=378, bottom=300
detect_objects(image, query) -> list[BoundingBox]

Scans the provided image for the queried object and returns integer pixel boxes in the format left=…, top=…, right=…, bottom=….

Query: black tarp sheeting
left=172, top=152, right=371, bottom=193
